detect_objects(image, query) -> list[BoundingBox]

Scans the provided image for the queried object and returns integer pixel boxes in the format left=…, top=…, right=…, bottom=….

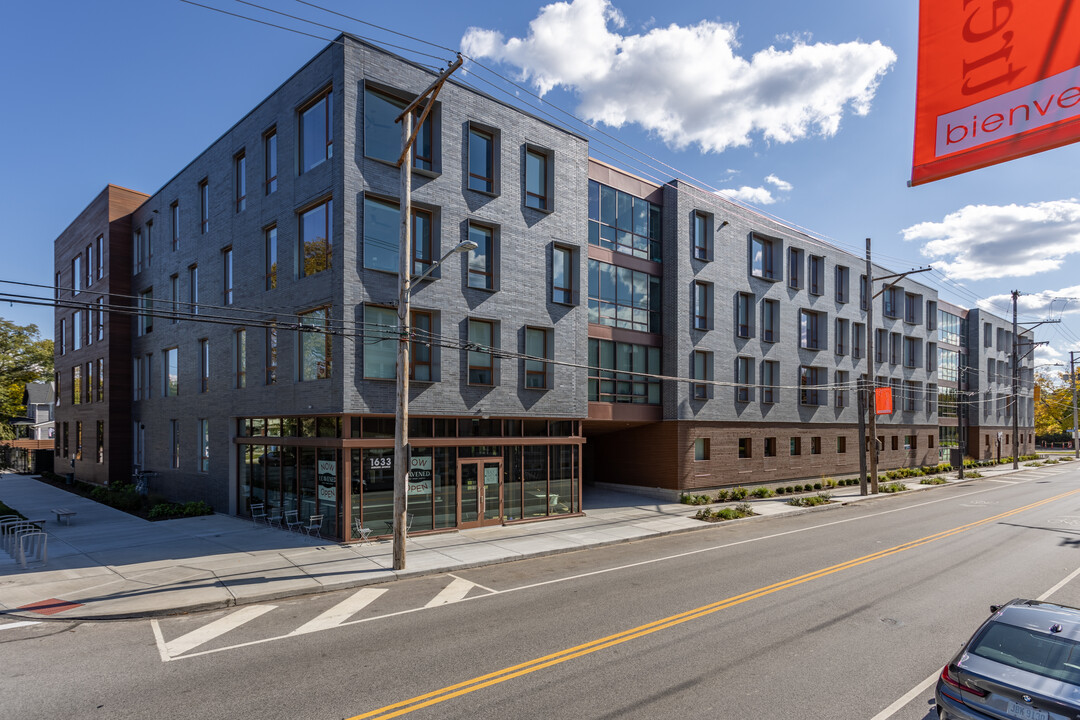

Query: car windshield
left=970, top=622, right=1080, bottom=685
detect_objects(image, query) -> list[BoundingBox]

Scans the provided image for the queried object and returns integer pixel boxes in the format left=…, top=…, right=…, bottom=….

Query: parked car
left=936, top=599, right=1080, bottom=719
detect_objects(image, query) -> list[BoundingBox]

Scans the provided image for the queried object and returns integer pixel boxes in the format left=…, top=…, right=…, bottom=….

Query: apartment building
left=52, top=35, right=1034, bottom=541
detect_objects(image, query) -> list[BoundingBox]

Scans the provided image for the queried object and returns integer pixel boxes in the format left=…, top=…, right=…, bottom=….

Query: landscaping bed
left=33, top=472, right=212, bottom=521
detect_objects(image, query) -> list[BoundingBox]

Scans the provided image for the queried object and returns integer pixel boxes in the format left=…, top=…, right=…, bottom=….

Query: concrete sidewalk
left=0, top=462, right=1057, bottom=620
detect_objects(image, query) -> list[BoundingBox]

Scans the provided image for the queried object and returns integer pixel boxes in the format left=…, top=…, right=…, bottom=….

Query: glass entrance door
left=458, top=459, right=502, bottom=528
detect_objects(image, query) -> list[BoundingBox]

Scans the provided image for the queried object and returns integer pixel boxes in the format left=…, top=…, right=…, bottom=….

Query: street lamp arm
left=412, top=240, right=478, bottom=286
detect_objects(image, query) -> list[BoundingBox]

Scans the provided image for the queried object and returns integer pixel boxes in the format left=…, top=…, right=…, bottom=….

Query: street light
left=393, top=239, right=477, bottom=570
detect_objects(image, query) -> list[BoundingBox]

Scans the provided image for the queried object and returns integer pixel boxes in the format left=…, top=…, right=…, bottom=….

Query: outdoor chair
left=250, top=503, right=268, bottom=526
left=389, top=512, right=414, bottom=537
left=352, top=517, right=374, bottom=543
left=284, top=510, right=302, bottom=533
left=302, top=514, right=323, bottom=538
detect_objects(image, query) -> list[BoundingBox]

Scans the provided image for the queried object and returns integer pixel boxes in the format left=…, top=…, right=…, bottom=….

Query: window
left=762, top=299, right=779, bottom=342
left=75, top=421, right=82, bottom=461
left=265, top=324, right=278, bottom=385
left=170, top=202, right=180, bottom=250
left=170, top=274, right=179, bottom=323
left=875, top=329, right=887, bottom=363
left=411, top=310, right=433, bottom=382
left=96, top=357, right=104, bottom=402
left=552, top=245, right=574, bottom=304
left=85, top=244, right=93, bottom=288
left=133, top=229, right=143, bottom=274
left=412, top=207, right=432, bottom=276
left=299, top=307, right=332, bottom=381
left=265, top=226, right=277, bottom=290
left=836, top=371, right=849, bottom=407
left=222, top=247, right=233, bottom=305
left=138, top=288, right=153, bottom=335
left=890, top=332, right=901, bottom=365
left=904, top=381, right=918, bottom=412
left=363, top=87, right=432, bottom=170
left=736, top=356, right=754, bottom=403
left=72, top=366, right=81, bottom=405
left=926, top=301, right=937, bottom=330
left=883, top=286, right=899, bottom=318
left=790, top=437, right=802, bottom=456
left=96, top=235, right=104, bottom=279
left=164, top=347, right=178, bottom=396
left=300, top=87, right=333, bottom=173
left=59, top=318, right=66, bottom=355
left=860, top=274, right=868, bottom=310
left=926, top=383, right=937, bottom=414
left=73, top=311, right=82, bottom=351
left=467, top=223, right=494, bottom=290
left=299, top=198, right=332, bottom=277
left=853, top=322, right=865, bottom=358
left=738, top=438, right=752, bottom=459
left=170, top=420, right=180, bottom=469
left=96, top=298, right=104, bottom=340
left=588, top=339, right=661, bottom=404
left=904, top=337, right=920, bottom=368
left=835, top=318, right=848, bottom=355
left=811, top=437, right=822, bottom=455
left=235, top=330, right=246, bottom=388
left=199, top=339, right=209, bottom=393
left=800, top=310, right=825, bottom=350
left=837, top=436, right=847, bottom=454
left=764, top=437, right=777, bottom=457
left=364, top=305, right=398, bottom=380
left=835, top=266, right=849, bottom=302
left=809, top=256, right=824, bottom=295
left=800, top=366, right=825, bottom=406
left=468, top=126, right=495, bottom=193
left=199, top=179, right=209, bottom=234
left=189, top=265, right=199, bottom=315
left=905, top=293, right=919, bottom=323
left=468, top=319, right=495, bottom=385
left=525, top=327, right=550, bottom=389
left=762, top=360, right=779, bottom=404
left=788, top=247, right=803, bottom=289
left=97, top=420, right=104, bottom=464
left=525, top=147, right=550, bottom=210
left=927, top=342, right=937, bottom=372
left=694, top=438, right=710, bottom=461
left=235, top=151, right=246, bottom=212
left=693, top=281, right=711, bottom=331
left=984, top=322, right=992, bottom=347
left=264, top=128, right=277, bottom=194
left=588, top=180, right=662, bottom=262
left=693, top=351, right=711, bottom=400
left=198, top=419, right=210, bottom=473
left=587, top=259, right=660, bottom=332
left=692, top=212, right=710, bottom=260
left=736, top=293, right=752, bottom=338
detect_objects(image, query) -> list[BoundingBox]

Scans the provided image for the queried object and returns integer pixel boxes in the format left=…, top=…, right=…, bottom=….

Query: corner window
left=299, top=198, right=332, bottom=277
left=552, top=245, right=574, bottom=304
left=363, top=305, right=397, bottom=380
left=525, top=147, right=550, bottom=210
left=524, top=326, right=550, bottom=389
left=363, top=87, right=434, bottom=171
left=467, top=223, right=495, bottom=290
left=300, top=87, right=333, bottom=173
left=468, top=319, right=495, bottom=385
left=468, top=126, right=495, bottom=193
left=298, top=307, right=332, bottom=381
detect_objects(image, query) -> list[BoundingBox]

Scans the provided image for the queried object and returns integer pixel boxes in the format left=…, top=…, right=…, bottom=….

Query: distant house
left=3, top=382, right=55, bottom=473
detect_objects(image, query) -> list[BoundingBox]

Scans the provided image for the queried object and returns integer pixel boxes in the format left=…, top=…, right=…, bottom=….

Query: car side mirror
left=990, top=604, right=1002, bottom=613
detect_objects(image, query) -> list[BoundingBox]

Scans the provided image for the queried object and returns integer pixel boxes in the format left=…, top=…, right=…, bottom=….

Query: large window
left=467, top=223, right=494, bottom=290
left=552, top=245, right=574, bottom=304
left=587, top=259, right=660, bottom=333
left=525, top=148, right=549, bottom=210
left=265, top=226, right=278, bottom=290
left=364, top=305, right=397, bottom=379
left=164, top=347, right=178, bottom=396
left=468, top=126, right=495, bottom=193
left=468, top=319, right=495, bottom=385
left=588, top=339, right=661, bottom=404
left=939, top=309, right=964, bottom=346
left=524, top=327, right=550, bottom=389
left=300, top=88, right=333, bottom=173
left=299, top=198, right=332, bottom=277
left=364, top=87, right=432, bottom=170
left=362, top=196, right=398, bottom=274
left=264, top=128, right=277, bottom=194
left=587, top=180, right=662, bottom=262
left=939, top=347, right=960, bottom=382
left=751, top=235, right=778, bottom=280
left=299, top=307, right=331, bottom=381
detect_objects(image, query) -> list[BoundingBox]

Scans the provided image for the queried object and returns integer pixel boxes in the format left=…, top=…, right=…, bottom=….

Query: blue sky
left=3, top=0, right=1079, bottom=365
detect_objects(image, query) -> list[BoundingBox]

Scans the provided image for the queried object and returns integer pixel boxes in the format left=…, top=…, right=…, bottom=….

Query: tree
left=1035, top=369, right=1076, bottom=439
left=0, top=319, right=54, bottom=440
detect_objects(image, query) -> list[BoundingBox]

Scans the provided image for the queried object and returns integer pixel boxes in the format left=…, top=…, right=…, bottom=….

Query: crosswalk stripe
left=0, top=621, right=41, bottom=631
left=165, top=604, right=276, bottom=657
left=288, top=588, right=387, bottom=636
left=424, top=577, right=476, bottom=608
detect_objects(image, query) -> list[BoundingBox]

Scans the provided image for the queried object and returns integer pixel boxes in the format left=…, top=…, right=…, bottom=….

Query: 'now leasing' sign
left=912, top=0, right=1080, bottom=185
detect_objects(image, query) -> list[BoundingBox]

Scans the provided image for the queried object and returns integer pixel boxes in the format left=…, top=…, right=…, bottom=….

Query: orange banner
left=875, top=387, right=893, bottom=415
left=912, top=0, right=1080, bottom=186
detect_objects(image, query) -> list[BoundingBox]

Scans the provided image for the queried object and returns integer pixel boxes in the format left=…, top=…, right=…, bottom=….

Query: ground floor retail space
left=237, top=415, right=584, bottom=542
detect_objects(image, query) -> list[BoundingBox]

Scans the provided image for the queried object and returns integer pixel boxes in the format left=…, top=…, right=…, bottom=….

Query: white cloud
left=720, top=186, right=777, bottom=205
left=461, top=0, right=896, bottom=153
left=903, top=199, right=1080, bottom=280
left=765, top=174, right=792, bottom=191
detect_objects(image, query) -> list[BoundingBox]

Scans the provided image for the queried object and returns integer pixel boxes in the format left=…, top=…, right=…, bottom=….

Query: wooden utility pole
left=393, top=56, right=462, bottom=572
left=1011, top=290, right=1020, bottom=469
left=865, top=239, right=879, bottom=494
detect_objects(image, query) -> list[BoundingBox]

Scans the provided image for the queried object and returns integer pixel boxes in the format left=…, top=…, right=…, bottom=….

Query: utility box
left=949, top=449, right=963, bottom=468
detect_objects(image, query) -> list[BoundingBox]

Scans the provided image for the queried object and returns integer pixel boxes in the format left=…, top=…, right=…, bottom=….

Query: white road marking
left=449, top=573, right=496, bottom=594
left=0, top=621, right=41, bottom=631
left=985, top=478, right=1020, bottom=484
left=288, top=588, right=386, bottom=636
left=874, top=558, right=1080, bottom=719
left=424, top=577, right=476, bottom=607
left=157, top=604, right=276, bottom=659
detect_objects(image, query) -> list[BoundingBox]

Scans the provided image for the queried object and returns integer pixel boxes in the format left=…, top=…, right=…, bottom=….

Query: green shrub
left=880, top=482, right=908, bottom=493
left=785, top=486, right=795, bottom=494
left=750, top=487, right=774, bottom=499
left=823, top=478, right=838, bottom=489
left=920, top=477, right=947, bottom=485
left=787, top=493, right=832, bottom=507
left=775, top=487, right=786, bottom=495
left=813, top=482, right=822, bottom=490
left=696, top=502, right=754, bottom=522
left=148, top=500, right=213, bottom=520
left=714, top=489, right=731, bottom=503
left=966, top=471, right=983, bottom=478
left=730, top=487, right=748, bottom=500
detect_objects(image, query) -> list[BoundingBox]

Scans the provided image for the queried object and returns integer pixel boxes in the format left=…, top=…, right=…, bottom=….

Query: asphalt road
left=5, top=464, right=1080, bottom=720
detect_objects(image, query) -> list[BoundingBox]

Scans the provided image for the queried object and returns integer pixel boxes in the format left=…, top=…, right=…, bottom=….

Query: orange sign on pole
left=912, top=0, right=1080, bottom=186
left=875, top=386, right=893, bottom=415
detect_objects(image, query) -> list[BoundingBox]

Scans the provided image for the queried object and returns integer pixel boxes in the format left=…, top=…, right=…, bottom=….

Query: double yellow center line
left=351, top=487, right=1080, bottom=719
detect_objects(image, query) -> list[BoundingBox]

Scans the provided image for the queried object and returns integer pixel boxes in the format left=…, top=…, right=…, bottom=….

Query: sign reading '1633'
left=408, top=456, right=432, bottom=496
